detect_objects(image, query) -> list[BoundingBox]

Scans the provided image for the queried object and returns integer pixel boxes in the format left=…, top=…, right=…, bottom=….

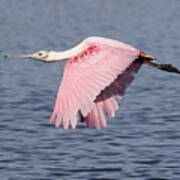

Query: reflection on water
left=0, top=0, right=180, bottom=179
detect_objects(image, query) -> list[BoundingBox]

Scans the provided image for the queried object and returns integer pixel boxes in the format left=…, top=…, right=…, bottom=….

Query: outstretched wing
left=49, top=43, right=140, bottom=129
left=82, top=60, right=143, bottom=129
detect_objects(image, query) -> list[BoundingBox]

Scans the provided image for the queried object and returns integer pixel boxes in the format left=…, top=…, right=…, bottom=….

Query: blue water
left=0, top=0, right=180, bottom=179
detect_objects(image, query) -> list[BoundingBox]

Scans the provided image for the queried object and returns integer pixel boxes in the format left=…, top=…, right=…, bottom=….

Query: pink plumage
left=48, top=37, right=142, bottom=129
left=5, top=36, right=179, bottom=129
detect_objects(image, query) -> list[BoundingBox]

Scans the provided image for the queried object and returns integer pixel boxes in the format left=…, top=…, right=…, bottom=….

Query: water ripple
left=0, top=0, right=180, bottom=179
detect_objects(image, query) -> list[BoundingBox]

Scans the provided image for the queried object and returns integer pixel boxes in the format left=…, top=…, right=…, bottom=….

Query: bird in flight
left=4, top=36, right=180, bottom=129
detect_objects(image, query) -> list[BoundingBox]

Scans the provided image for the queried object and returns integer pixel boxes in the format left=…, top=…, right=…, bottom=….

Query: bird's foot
left=158, top=64, right=180, bottom=74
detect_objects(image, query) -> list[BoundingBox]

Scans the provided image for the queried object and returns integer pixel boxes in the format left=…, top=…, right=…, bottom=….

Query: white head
left=3, top=40, right=88, bottom=62
left=3, top=50, right=65, bottom=62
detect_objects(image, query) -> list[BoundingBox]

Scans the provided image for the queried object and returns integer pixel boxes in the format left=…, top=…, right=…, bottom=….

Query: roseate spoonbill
left=4, top=36, right=180, bottom=129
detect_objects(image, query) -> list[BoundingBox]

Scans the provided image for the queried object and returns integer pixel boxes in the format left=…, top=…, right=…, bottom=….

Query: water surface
left=0, top=0, right=180, bottom=179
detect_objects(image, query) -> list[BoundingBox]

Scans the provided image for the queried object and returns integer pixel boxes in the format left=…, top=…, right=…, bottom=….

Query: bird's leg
left=144, top=60, right=180, bottom=74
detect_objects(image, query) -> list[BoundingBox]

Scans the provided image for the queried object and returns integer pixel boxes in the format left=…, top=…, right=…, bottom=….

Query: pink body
left=48, top=37, right=143, bottom=129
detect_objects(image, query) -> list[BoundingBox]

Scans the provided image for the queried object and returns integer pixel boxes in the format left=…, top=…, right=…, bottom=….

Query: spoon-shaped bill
left=2, top=54, right=33, bottom=58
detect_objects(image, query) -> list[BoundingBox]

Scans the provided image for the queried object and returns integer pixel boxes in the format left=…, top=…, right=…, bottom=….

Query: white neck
left=48, top=41, right=88, bottom=61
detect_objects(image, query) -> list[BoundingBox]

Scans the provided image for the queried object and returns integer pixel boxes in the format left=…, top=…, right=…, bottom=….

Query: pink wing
left=82, top=60, right=143, bottom=128
left=49, top=43, right=140, bottom=129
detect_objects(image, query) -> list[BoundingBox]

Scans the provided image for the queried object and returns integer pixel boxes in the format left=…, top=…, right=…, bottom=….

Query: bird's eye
left=38, top=52, right=43, bottom=56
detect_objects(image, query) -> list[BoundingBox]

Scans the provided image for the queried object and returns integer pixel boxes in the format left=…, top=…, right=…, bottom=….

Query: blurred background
left=0, top=0, right=180, bottom=179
